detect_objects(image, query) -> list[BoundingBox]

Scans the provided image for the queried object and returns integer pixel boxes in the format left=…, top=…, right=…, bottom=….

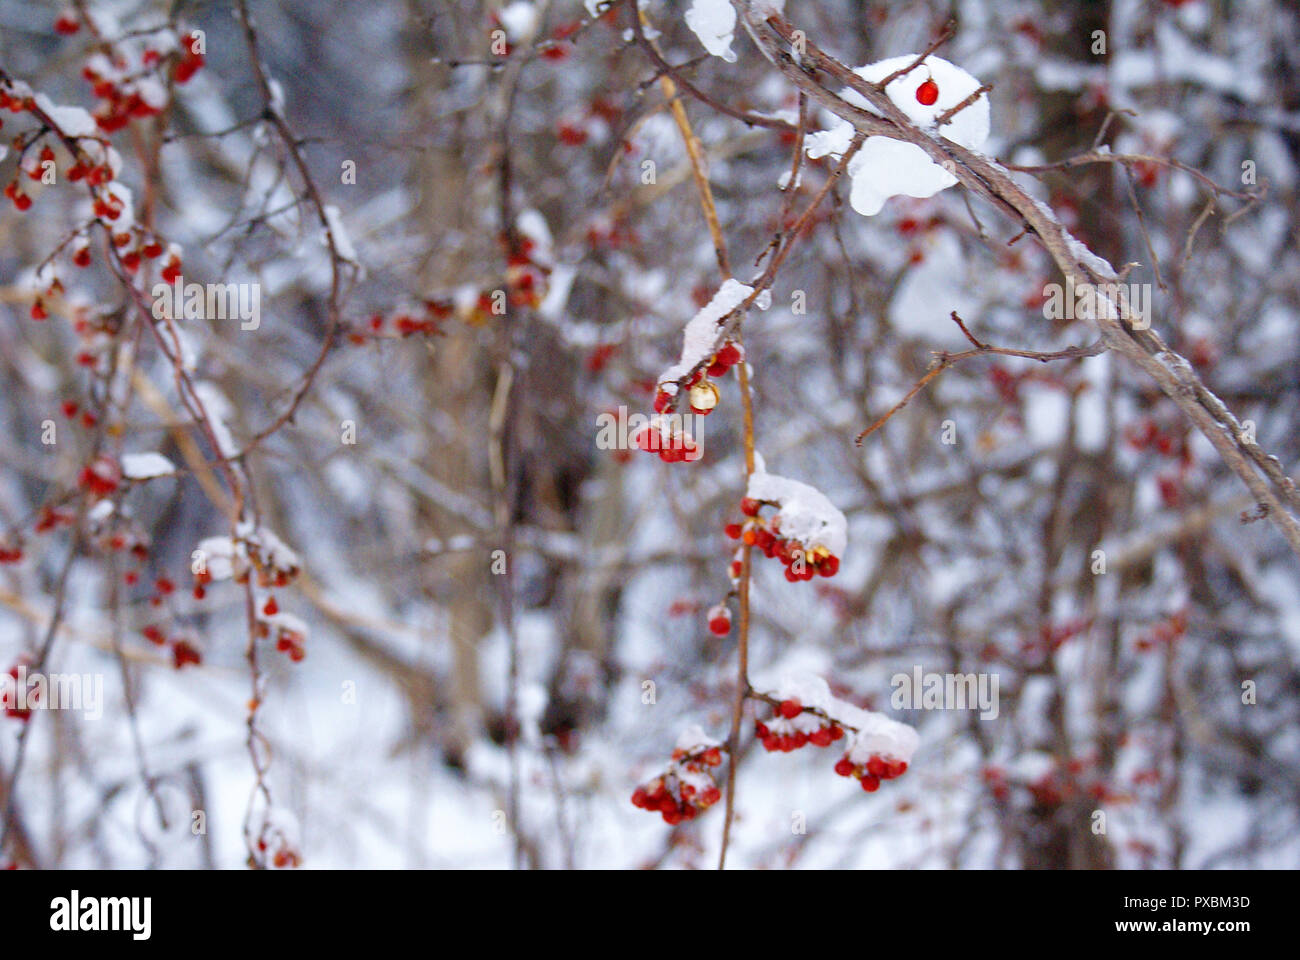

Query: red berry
left=739, top=497, right=761, bottom=517
left=834, top=758, right=854, bottom=777
left=867, top=756, right=887, bottom=778
left=860, top=775, right=881, bottom=792
left=724, top=523, right=743, bottom=539
left=708, top=615, right=730, bottom=636
left=916, top=78, right=939, bottom=106
left=778, top=698, right=802, bottom=719
left=714, top=342, right=742, bottom=368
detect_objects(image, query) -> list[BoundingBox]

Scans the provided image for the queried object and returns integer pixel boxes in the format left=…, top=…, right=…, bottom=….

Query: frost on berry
left=630, top=725, right=725, bottom=824
left=754, top=675, right=918, bottom=793
left=726, top=456, right=847, bottom=583
left=706, top=602, right=731, bottom=636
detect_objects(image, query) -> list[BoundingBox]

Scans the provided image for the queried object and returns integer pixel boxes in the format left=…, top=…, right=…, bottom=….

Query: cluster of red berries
left=78, top=454, right=121, bottom=498
left=60, top=399, right=101, bottom=430
left=630, top=745, right=724, bottom=825
left=755, top=698, right=846, bottom=752
left=141, top=625, right=203, bottom=670
left=1125, top=417, right=1195, bottom=509
left=173, top=33, right=206, bottom=84
left=982, top=758, right=1115, bottom=806
left=4, top=180, right=32, bottom=212
left=256, top=833, right=302, bottom=869
left=631, top=419, right=701, bottom=463
left=1124, top=417, right=1188, bottom=461
left=725, top=498, right=840, bottom=582
left=833, top=752, right=908, bottom=793
left=34, top=505, right=75, bottom=534
left=650, top=341, right=744, bottom=418
left=347, top=302, right=451, bottom=345
left=256, top=597, right=306, bottom=662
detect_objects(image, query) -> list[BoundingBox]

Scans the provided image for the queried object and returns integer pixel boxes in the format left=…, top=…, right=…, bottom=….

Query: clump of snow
left=323, top=204, right=358, bottom=264
left=844, top=709, right=920, bottom=764
left=658, top=278, right=752, bottom=385
left=747, top=464, right=848, bottom=557
left=499, top=2, right=539, bottom=42
left=685, top=0, right=738, bottom=62
left=192, top=382, right=238, bottom=457
left=121, top=452, right=177, bottom=479
left=33, top=95, right=99, bottom=139
left=195, top=522, right=300, bottom=583
left=675, top=724, right=721, bottom=753
left=806, top=55, right=991, bottom=216
left=769, top=674, right=919, bottom=762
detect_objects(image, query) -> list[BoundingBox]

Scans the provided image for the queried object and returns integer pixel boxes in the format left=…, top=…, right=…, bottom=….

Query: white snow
left=675, top=724, right=721, bottom=752
left=121, top=452, right=177, bottom=480
left=33, top=94, right=98, bottom=139
left=746, top=464, right=849, bottom=557
left=807, top=55, right=991, bottom=216
left=658, top=278, right=752, bottom=386
left=766, top=674, right=919, bottom=762
left=498, top=2, right=538, bottom=42
left=685, top=0, right=738, bottom=63
left=322, top=204, right=358, bottom=263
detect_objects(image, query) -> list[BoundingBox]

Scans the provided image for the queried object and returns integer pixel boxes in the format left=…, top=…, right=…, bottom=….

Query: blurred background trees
left=1, top=0, right=1298, bottom=868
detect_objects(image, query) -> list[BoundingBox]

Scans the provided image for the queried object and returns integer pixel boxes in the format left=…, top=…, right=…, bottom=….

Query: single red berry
left=916, top=78, right=939, bottom=106
left=714, top=342, right=743, bottom=368
left=834, top=757, right=854, bottom=777
left=860, top=774, right=881, bottom=792
left=778, top=698, right=802, bottom=719
left=739, top=497, right=761, bottom=517
left=708, top=615, right=730, bottom=636
left=724, top=523, right=743, bottom=539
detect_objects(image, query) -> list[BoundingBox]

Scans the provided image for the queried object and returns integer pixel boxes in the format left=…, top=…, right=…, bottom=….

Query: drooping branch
left=733, top=0, right=1300, bottom=559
